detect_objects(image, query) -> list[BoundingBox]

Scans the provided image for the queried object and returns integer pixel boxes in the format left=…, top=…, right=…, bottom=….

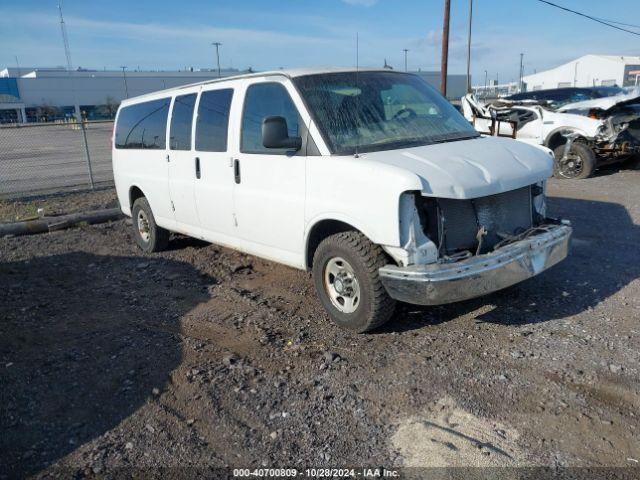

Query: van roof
left=119, top=67, right=402, bottom=105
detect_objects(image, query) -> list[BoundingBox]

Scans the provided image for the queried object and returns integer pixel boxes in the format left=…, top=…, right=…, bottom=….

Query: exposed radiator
left=437, top=186, right=533, bottom=254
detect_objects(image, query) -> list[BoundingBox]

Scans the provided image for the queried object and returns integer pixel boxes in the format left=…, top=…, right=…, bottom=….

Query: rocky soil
left=0, top=187, right=117, bottom=223
left=1, top=167, right=639, bottom=478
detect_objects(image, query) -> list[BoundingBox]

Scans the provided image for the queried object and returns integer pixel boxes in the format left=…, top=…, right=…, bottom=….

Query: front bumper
left=379, top=224, right=572, bottom=306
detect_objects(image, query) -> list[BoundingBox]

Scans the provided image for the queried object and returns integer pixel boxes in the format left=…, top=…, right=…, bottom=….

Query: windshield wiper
left=430, top=134, right=479, bottom=144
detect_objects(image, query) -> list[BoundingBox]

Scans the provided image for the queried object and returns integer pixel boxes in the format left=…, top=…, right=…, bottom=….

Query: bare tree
left=95, top=96, right=120, bottom=119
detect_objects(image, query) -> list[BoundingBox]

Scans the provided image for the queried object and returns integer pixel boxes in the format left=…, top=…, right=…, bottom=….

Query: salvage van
left=112, top=69, right=572, bottom=332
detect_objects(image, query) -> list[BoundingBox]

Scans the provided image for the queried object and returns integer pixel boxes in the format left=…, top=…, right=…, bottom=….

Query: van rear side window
left=169, top=94, right=197, bottom=151
left=195, top=89, right=233, bottom=152
left=115, top=98, right=171, bottom=149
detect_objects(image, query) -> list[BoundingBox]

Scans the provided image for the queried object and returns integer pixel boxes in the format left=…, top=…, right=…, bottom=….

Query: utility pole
left=120, top=66, right=129, bottom=98
left=466, top=0, right=474, bottom=93
left=403, top=49, right=409, bottom=72
left=519, top=53, right=524, bottom=92
left=58, top=1, right=81, bottom=122
left=58, top=1, right=94, bottom=188
left=211, top=42, right=222, bottom=78
left=484, top=70, right=488, bottom=98
left=440, top=0, right=451, bottom=96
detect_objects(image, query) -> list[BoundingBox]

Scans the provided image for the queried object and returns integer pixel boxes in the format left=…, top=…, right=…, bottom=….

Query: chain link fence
left=0, top=120, right=114, bottom=199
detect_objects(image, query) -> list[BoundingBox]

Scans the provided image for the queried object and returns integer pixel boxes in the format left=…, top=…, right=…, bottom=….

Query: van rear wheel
left=131, top=197, right=169, bottom=253
left=312, top=231, right=396, bottom=333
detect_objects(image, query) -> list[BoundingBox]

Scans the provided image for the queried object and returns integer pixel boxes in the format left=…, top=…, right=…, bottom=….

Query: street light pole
left=519, top=53, right=524, bottom=92
left=403, top=49, right=409, bottom=72
left=466, top=0, right=474, bottom=93
left=484, top=70, right=488, bottom=98
left=211, top=42, right=222, bottom=78
left=120, top=66, right=129, bottom=98
left=440, top=0, right=451, bottom=96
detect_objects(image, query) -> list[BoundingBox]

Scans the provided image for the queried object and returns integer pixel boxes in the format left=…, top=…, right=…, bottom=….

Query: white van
left=112, top=69, right=571, bottom=332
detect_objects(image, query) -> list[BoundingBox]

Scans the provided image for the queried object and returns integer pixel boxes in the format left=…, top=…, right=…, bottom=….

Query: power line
left=536, top=0, right=640, bottom=37
left=593, top=18, right=640, bottom=31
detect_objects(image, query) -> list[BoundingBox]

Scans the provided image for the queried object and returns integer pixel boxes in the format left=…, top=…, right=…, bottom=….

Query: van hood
left=362, top=136, right=554, bottom=199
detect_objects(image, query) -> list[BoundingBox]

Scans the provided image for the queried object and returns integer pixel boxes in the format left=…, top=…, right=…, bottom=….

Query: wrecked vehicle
left=507, top=86, right=625, bottom=109
left=462, top=92, right=640, bottom=179
left=113, top=69, right=571, bottom=332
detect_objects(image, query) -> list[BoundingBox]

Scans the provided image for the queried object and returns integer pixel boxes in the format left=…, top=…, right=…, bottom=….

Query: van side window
left=115, top=98, right=170, bottom=149
left=241, top=83, right=300, bottom=154
left=169, top=94, right=197, bottom=150
left=195, top=89, right=233, bottom=152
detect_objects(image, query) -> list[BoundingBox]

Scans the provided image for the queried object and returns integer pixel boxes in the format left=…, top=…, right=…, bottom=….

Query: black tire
left=312, top=231, right=396, bottom=333
left=553, top=142, right=596, bottom=179
left=131, top=197, right=169, bottom=253
left=624, top=154, right=640, bottom=170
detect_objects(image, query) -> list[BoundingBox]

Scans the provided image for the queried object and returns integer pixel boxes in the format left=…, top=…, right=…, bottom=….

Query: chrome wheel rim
left=137, top=210, right=151, bottom=242
left=324, top=257, right=361, bottom=314
left=558, top=151, right=584, bottom=178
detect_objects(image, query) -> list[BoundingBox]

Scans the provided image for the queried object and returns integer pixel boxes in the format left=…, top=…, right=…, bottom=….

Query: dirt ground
left=0, top=187, right=117, bottom=223
left=1, top=166, right=639, bottom=478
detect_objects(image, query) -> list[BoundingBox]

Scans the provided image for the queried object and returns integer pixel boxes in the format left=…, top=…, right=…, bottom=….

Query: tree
left=36, top=103, right=62, bottom=122
left=104, top=96, right=119, bottom=118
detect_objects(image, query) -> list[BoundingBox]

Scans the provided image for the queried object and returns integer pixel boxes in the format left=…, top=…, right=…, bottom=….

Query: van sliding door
left=168, top=93, right=200, bottom=229
left=193, top=87, right=236, bottom=237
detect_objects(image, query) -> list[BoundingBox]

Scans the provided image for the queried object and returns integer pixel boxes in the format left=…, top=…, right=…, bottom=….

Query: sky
left=1, top=0, right=639, bottom=85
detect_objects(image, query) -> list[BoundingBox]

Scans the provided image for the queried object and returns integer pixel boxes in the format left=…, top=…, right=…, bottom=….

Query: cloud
left=0, top=11, right=333, bottom=47
left=0, top=9, right=368, bottom=70
left=341, top=0, right=378, bottom=6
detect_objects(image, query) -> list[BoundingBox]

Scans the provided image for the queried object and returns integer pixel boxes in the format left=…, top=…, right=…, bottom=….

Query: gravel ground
left=1, top=167, right=639, bottom=478
left=0, top=188, right=118, bottom=223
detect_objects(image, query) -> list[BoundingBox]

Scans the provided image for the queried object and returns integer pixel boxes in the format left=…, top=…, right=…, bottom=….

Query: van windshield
left=294, top=71, right=479, bottom=155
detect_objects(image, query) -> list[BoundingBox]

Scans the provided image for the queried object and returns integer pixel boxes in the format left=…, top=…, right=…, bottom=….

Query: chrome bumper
left=379, top=224, right=572, bottom=306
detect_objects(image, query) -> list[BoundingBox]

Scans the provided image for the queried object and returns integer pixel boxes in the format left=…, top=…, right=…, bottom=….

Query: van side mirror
left=262, top=116, right=302, bottom=150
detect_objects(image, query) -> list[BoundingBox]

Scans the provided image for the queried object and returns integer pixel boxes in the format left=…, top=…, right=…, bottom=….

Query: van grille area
left=419, top=186, right=534, bottom=255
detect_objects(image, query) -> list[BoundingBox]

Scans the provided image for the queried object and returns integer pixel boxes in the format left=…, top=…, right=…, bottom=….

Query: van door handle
left=195, top=157, right=201, bottom=179
left=233, top=159, right=241, bottom=184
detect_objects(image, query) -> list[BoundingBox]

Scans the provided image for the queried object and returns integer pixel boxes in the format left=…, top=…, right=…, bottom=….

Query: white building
left=522, top=55, right=640, bottom=91
left=0, top=67, right=248, bottom=123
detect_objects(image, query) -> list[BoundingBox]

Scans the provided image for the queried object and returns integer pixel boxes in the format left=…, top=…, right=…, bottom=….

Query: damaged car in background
left=462, top=89, right=640, bottom=179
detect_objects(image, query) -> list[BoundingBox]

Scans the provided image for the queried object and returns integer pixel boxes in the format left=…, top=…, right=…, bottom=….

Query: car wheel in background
left=553, top=142, right=596, bottom=179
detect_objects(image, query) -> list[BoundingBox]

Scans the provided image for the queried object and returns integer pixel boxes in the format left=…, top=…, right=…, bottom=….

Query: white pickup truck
left=462, top=92, right=640, bottom=179
left=112, top=68, right=571, bottom=332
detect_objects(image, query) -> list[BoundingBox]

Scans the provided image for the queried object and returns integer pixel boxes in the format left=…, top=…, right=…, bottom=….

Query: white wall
left=15, top=75, right=216, bottom=107
left=522, top=55, right=639, bottom=90
left=12, top=69, right=246, bottom=108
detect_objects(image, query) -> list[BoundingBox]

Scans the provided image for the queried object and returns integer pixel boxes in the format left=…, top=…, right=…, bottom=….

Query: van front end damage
left=379, top=223, right=571, bottom=305
left=379, top=187, right=571, bottom=305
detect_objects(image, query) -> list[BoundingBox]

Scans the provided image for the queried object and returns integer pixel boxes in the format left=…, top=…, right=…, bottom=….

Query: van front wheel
left=131, top=197, right=169, bottom=253
left=312, top=231, right=396, bottom=333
